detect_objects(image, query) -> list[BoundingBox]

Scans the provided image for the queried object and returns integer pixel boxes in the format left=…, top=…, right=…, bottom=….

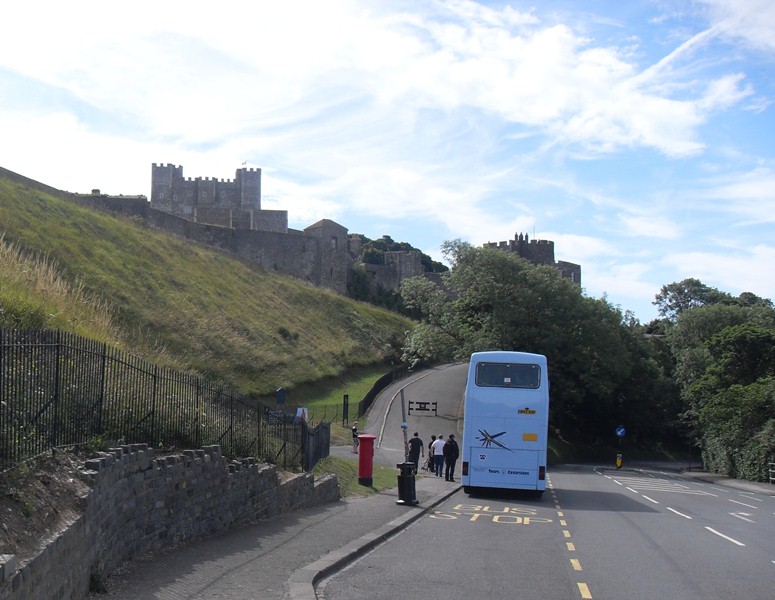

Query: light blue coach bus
left=461, top=351, right=549, bottom=496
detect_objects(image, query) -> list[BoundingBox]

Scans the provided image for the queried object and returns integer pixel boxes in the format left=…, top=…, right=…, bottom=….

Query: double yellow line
left=548, top=477, right=593, bottom=599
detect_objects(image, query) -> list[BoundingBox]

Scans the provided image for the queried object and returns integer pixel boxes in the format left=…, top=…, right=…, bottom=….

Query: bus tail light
left=538, top=466, right=546, bottom=480
left=462, top=461, right=469, bottom=476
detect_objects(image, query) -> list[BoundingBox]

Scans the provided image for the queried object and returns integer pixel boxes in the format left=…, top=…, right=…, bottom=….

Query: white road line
left=626, top=487, right=639, bottom=494
left=613, top=480, right=623, bottom=486
left=730, top=512, right=755, bottom=523
left=642, top=495, right=659, bottom=504
left=705, top=527, right=746, bottom=546
left=729, top=499, right=758, bottom=509
left=737, top=493, right=763, bottom=502
left=667, top=507, right=692, bottom=519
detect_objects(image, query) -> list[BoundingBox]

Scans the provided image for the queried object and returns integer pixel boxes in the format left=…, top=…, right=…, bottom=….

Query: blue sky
left=1, top=0, right=773, bottom=323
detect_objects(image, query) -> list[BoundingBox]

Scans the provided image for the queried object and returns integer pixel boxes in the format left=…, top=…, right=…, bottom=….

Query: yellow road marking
left=563, top=530, right=571, bottom=538
left=557, top=511, right=564, bottom=517
left=578, top=582, right=592, bottom=599
left=560, top=519, right=567, bottom=526
left=566, top=542, right=575, bottom=551
left=570, top=558, right=582, bottom=571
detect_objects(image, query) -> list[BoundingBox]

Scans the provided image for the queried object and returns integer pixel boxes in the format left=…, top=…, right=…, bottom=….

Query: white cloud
left=619, top=213, right=682, bottom=239
left=702, top=0, right=775, bottom=52
left=698, top=167, right=775, bottom=224
left=1, top=0, right=773, bottom=324
left=663, top=244, right=775, bottom=300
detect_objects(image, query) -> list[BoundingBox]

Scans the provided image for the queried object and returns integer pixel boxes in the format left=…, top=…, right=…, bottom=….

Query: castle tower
left=236, top=168, right=261, bottom=211
left=150, top=163, right=183, bottom=212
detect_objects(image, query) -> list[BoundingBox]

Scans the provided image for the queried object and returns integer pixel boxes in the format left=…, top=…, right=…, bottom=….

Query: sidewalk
left=93, top=456, right=459, bottom=600
left=680, top=468, right=775, bottom=496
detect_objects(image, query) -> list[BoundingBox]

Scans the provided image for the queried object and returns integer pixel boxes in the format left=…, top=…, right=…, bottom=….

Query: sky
left=1, top=0, right=774, bottom=323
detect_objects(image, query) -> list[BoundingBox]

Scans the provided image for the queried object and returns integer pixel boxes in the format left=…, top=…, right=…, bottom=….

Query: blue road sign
left=615, top=425, right=626, bottom=438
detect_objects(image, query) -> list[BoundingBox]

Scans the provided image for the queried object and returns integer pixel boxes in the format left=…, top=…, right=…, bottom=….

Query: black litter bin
left=396, top=461, right=419, bottom=505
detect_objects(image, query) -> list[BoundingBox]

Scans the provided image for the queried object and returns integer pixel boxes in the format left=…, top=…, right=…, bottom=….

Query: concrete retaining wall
left=0, top=444, right=339, bottom=600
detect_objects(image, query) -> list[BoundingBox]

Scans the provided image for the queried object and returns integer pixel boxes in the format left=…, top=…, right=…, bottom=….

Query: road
left=321, top=364, right=775, bottom=600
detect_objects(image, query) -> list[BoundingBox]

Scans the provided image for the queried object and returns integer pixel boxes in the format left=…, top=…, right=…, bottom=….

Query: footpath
left=92, top=449, right=457, bottom=600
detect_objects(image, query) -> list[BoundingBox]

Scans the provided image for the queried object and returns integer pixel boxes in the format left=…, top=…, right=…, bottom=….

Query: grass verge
left=313, top=455, right=398, bottom=497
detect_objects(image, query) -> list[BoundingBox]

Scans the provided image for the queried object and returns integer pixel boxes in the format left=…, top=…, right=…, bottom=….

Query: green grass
left=313, top=455, right=398, bottom=497
left=0, top=173, right=414, bottom=398
left=266, top=363, right=392, bottom=429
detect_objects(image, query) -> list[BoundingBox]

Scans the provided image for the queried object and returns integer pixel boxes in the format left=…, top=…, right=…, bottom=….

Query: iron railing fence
left=0, top=328, right=324, bottom=472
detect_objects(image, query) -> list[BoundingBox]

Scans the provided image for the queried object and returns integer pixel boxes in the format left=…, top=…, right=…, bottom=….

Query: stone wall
left=0, top=444, right=339, bottom=600
left=486, top=232, right=582, bottom=286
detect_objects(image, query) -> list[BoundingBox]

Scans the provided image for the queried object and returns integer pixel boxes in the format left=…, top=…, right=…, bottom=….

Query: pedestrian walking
left=443, top=434, right=460, bottom=482
left=351, top=422, right=359, bottom=454
left=431, top=435, right=446, bottom=477
left=406, top=432, right=424, bottom=474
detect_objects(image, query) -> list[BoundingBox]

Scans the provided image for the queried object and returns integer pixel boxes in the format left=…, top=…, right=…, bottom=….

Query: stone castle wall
left=151, top=163, right=263, bottom=212
left=487, top=233, right=581, bottom=286
left=63, top=191, right=352, bottom=294
left=0, top=444, right=339, bottom=600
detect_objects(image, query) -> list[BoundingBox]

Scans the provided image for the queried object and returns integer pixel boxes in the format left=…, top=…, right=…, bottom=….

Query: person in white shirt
left=431, top=435, right=446, bottom=477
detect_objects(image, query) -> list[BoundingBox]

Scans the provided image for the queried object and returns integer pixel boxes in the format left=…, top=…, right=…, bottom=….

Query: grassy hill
left=0, top=168, right=414, bottom=398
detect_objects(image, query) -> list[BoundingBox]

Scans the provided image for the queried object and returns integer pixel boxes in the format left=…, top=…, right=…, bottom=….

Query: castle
left=150, top=163, right=287, bottom=232
left=147, top=163, right=439, bottom=295
left=0, top=163, right=579, bottom=297
left=148, top=163, right=580, bottom=292
left=486, top=233, right=581, bottom=286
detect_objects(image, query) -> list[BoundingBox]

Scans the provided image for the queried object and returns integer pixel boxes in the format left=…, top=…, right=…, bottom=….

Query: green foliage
left=400, top=240, right=675, bottom=443
left=358, top=234, right=448, bottom=273
left=655, top=278, right=772, bottom=322
left=699, top=379, right=775, bottom=479
left=346, top=264, right=372, bottom=300
left=658, top=280, right=775, bottom=480
left=654, top=278, right=732, bottom=321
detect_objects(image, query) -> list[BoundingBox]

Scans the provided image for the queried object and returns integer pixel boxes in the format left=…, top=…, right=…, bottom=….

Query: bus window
left=475, top=362, right=540, bottom=389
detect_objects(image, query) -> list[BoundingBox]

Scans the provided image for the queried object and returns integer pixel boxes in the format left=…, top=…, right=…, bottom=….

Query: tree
left=401, top=240, right=673, bottom=442
left=654, top=278, right=731, bottom=321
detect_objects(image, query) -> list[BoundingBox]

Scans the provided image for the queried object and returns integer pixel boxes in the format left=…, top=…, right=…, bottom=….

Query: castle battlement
left=151, top=163, right=264, bottom=216
left=486, top=233, right=581, bottom=286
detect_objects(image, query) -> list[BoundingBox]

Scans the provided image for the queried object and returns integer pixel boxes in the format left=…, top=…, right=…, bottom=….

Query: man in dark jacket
left=406, top=431, right=424, bottom=474
left=443, top=434, right=460, bottom=482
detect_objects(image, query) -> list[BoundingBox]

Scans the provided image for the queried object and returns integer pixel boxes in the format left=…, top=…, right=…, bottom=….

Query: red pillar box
left=357, top=434, right=377, bottom=486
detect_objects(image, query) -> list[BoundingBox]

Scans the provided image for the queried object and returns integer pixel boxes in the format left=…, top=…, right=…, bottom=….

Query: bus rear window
left=475, top=362, right=540, bottom=389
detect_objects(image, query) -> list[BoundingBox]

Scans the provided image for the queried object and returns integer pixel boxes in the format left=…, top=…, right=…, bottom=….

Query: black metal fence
left=0, top=329, right=327, bottom=472
left=358, top=365, right=409, bottom=417
left=282, top=364, right=410, bottom=428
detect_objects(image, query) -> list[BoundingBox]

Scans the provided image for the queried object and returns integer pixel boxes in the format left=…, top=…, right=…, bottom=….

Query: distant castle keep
left=486, top=233, right=581, bottom=286
left=151, top=163, right=287, bottom=232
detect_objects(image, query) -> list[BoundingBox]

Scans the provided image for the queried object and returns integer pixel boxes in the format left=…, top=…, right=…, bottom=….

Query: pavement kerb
left=680, top=469, right=775, bottom=496
left=288, top=483, right=461, bottom=600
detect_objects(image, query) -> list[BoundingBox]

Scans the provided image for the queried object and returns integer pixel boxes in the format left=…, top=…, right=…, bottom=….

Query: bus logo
left=518, top=408, right=536, bottom=414
left=476, top=429, right=512, bottom=451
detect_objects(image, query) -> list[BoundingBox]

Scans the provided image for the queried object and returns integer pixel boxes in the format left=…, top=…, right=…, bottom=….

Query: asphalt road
left=320, top=364, right=775, bottom=600
left=319, top=464, right=775, bottom=600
